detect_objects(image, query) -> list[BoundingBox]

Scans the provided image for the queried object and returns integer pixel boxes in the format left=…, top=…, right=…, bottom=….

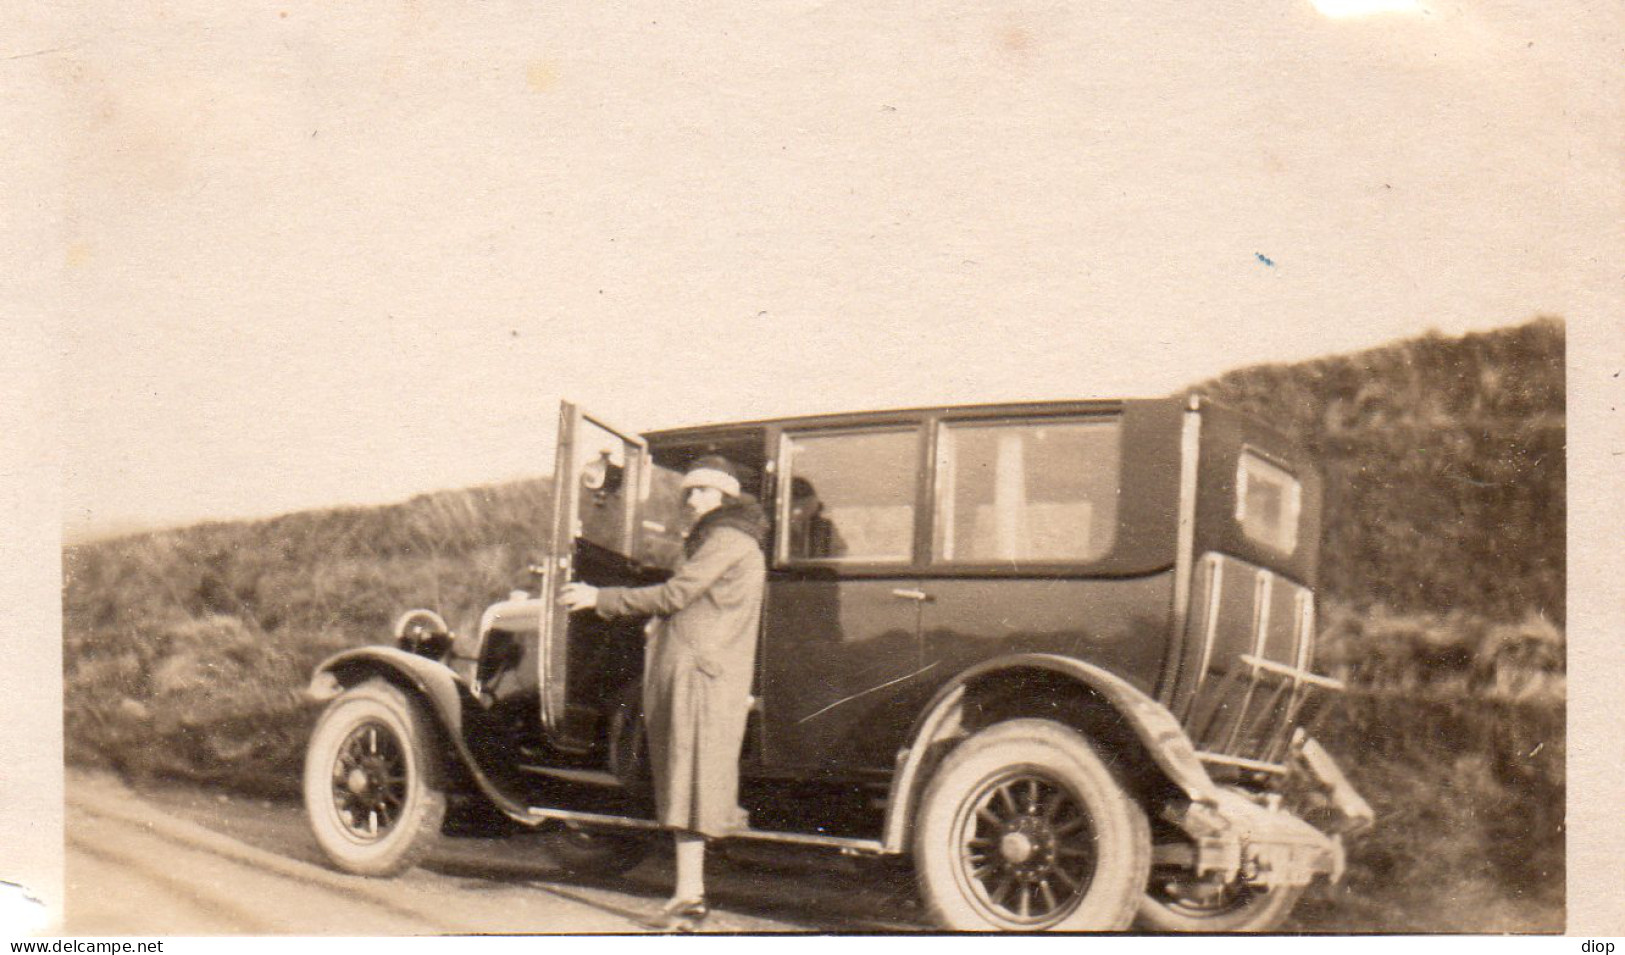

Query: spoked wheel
left=914, top=719, right=1150, bottom=932
left=304, top=679, right=446, bottom=876
left=334, top=720, right=408, bottom=836
left=957, top=770, right=1100, bottom=924
left=1138, top=875, right=1305, bottom=933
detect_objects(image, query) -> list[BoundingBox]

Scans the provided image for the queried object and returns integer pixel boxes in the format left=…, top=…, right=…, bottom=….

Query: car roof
left=641, top=395, right=1179, bottom=443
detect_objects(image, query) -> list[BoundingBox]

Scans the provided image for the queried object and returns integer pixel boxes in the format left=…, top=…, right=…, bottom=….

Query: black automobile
left=302, top=394, right=1372, bottom=932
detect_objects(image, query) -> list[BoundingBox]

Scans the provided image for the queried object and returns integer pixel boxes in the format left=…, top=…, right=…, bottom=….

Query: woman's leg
left=649, top=832, right=709, bottom=930
left=673, top=831, right=706, bottom=901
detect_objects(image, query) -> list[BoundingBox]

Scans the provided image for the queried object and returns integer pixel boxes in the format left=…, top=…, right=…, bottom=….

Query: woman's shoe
left=648, top=896, right=709, bottom=932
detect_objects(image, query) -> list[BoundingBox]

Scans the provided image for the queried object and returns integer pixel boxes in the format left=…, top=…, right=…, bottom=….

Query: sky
left=41, top=0, right=1622, bottom=538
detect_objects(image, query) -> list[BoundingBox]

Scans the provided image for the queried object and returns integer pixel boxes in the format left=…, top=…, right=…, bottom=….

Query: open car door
left=538, top=402, right=684, bottom=743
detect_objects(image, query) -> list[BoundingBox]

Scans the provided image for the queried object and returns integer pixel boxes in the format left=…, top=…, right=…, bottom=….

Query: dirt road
left=64, top=772, right=926, bottom=935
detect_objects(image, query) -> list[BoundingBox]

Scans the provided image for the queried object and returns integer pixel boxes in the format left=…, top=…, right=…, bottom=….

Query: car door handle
left=891, top=588, right=933, bottom=602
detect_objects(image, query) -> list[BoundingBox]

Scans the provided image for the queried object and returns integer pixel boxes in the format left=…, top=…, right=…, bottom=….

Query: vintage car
left=302, top=395, right=1372, bottom=932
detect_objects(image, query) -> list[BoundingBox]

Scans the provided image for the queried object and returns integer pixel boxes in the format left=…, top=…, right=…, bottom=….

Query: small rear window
left=1236, top=450, right=1301, bottom=554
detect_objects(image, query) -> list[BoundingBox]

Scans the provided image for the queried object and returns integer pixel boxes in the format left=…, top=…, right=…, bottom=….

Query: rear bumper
left=1169, top=737, right=1372, bottom=889
left=1293, top=735, right=1376, bottom=836
left=1211, top=789, right=1345, bottom=888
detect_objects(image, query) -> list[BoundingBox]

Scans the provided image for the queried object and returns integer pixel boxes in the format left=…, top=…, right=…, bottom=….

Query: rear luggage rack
left=1239, top=653, right=1345, bottom=690
left=1192, top=652, right=1344, bottom=771
left=1178, top=553, right=1343, bottom=771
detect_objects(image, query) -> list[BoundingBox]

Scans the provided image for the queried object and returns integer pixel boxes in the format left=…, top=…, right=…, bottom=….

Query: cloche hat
left=680, top=455, right=742, bottom=498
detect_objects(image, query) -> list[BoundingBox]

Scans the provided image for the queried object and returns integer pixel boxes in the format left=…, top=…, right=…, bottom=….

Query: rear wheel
left=303, top=679, right=447, bottom=876
left=913, top=719, right=1151, bottom=931
left=1138, top=877, right=1304, bottom=932
left=543, top=822, right=655, bottom=877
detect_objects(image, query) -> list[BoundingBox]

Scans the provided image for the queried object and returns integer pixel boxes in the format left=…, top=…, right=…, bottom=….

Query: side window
left=780, top=428, right=919, bottom=564
left=1236, top=450, right=1301, bottom=555
left=933, top=418, right=1120, bottom=564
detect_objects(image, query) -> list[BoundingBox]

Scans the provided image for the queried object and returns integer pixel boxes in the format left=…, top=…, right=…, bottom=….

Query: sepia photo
left=5, top=0, right=1620, bottom=938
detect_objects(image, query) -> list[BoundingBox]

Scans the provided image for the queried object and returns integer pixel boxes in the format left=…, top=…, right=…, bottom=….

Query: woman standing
left=558, top=455, right=767, bottom=932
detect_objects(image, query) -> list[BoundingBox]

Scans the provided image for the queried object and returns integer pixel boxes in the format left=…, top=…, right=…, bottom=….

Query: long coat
left=594, top=501, right=766, bottom=837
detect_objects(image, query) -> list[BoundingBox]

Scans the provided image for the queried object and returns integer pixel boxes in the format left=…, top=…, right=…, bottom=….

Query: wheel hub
left=998, top=815, right=1057, bottom=873
left=330, top=719, right=407, bottom=841
left=999, top=831, right=1035, bottom=864
left=346, top=767, right=371, bottom=795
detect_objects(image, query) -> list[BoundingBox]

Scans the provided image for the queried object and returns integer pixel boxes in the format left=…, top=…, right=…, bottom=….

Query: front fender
left=309, top=646, right=470, bottom=739
left=882, top=653, right=1222, bottom=852
left=307, top=646, right=537, bottom=823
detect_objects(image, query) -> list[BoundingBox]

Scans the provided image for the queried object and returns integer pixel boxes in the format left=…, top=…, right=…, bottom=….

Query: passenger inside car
left=787, top=477, right=846, bottom=560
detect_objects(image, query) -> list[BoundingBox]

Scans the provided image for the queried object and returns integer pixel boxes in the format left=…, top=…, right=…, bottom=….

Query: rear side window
left=1236, top=450, right=1301, bottom=554
left=932, top=417, right=1120, bottom=564
left=780, top=427, right=919, bottom=564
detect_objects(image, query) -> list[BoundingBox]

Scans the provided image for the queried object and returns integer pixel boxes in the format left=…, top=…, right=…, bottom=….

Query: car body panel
left=918, top=574, right=1176, bottom=700
left=1192, top=401, right=1323, bottom=588
left=758, top=575, right=926, bottom=772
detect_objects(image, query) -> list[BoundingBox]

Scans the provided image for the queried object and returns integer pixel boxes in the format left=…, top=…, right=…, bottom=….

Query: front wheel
left=303, top=678, right=447, bottom=877
left=913, top=719, right=1151, bottom=931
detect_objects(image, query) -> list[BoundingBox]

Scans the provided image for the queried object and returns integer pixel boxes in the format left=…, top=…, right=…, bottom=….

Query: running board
left=518, top=764, right=623, bottom=787
left=522, top=804, right=890, bottom=854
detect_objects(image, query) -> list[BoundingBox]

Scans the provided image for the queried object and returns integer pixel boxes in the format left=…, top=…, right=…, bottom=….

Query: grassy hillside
left=61, top=318, right=1565, bottom=931
left=62, top=481, right=554, bottom=791
left=1201, top=317, right=1564, bottom=623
